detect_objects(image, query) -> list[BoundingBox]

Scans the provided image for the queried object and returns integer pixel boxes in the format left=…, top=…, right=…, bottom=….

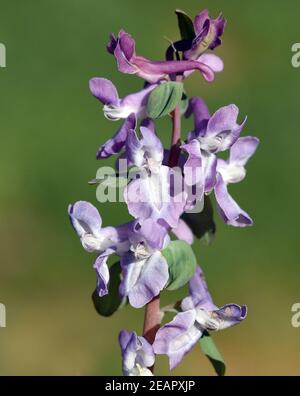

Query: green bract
left=182, top=196, right=216, bottom=245
left=175, top=9, right=195, bottom=40
left=92, top=262, right=125, bottom=317
left=162, top=240, right=197, bottom=291
left=147, top=82, right=184, bottom=119
left=200, top=331, right=226, bottom=376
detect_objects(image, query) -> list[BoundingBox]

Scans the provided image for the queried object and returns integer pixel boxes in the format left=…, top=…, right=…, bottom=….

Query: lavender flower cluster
left=68, top=9, right=259, bottom=376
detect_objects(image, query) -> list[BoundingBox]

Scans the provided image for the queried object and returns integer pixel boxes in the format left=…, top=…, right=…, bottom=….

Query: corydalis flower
left=68, top=201, right=131, bottom=296
left=214, top=136, right=260, bottom=227
left=124, top=126, right=186, bottom=229
left=89, top=79, right=157, bottom=159
left=185, top=10, right=226, bottom=60
left=119, top=330, right=155, bottom=376
left=119, top=219, right=169, bottom=309
left=89, top=78, right=156, bottom=121
left=126, top=126, right=164, bottom=173
left=96, top=113, right=136, bottom=159
left=182, top=99, right=247, bottom=203
left=107, top=30, right=223, bottom=83
left=153, top=267, right=247, bottom=369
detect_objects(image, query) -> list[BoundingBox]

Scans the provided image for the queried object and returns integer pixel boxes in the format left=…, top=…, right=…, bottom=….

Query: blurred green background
left=0, top=0, right=299, bottom=376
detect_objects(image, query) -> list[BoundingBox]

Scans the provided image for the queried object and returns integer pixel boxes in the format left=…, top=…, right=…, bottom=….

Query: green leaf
left=147, top=82, right=184, bottom=119
left=91, top=261, right=125, bottom=317
left=182, top=196, right=216, bottom=245
left=175, top=9, right=195, bottom=40
left=200, top=331, right=226, bottom=376
left=162, top=240, right=197, bottom=291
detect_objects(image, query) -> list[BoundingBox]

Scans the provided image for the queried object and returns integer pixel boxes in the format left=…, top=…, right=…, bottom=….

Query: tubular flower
left=153, top=267, right=247, bottom=369
left=68, top=201, right=131, bottom=296
left=107, top=30, right=223, bottom=83
left=119, top=330, right=155, bottom=376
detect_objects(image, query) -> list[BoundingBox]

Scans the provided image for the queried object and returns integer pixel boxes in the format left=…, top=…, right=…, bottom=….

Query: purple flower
left=68, top=201, right=131, bottom=296
left=119, top=330, right=155, bottom=376
left=96, top=113, right=136, bottom=159
left=214, top=136, right=260, bottom=227
left=126, top=125, right=164, bottom=173
left=89, top=78, right=156, bottom=121
left=185, top=10, right=226, bottom=60
left=89, top=79, right=158, bottom=159
left=107, top=30, right=223, bottom=83
left=182, top=99, right=247, bottom=204
left=125, top=164, right=187, bottom=229
left=119, top=219, right=169, bottom=309
left=124, top=126, right=187, bottom=229
left=153, top=266, right=247, bottom=370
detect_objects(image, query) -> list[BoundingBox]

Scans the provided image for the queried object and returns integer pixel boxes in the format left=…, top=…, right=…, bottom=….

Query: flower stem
left=143, top=295, right=161, bottom=344
left=142, top=77, right=183, bottom=373
left=169, top=75, right=183, bottom=168
left=142, top=295, right=161, bottom=373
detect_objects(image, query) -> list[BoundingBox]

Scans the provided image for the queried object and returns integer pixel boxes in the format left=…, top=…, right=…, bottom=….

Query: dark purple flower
left=119, top=330, right=155, bottom=376
left=108, top=30, right=223, bottom=83
left=214, top=136, right=260, bottom=227
left=153, top=266, right=247, bottom=370
left=185, top=10, right=226, bottom=60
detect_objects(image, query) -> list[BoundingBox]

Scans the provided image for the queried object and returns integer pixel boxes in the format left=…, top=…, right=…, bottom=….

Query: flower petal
left=140, top=126, right=164, bottom=162
left=229, top=136, right=260, bottom=167
left=113, top=31, right=137, bottom=74
left=203, top=151, right=217, bottom=192
left=196, top=304, right=247, bottom=332
left=68, top=201, right=102, bottom=238
left=119, top=30, right=136, bottom=60
left=119, top=331, right=155, bottom=376
left=205, top=105, right=246, bottom=151
left=187, top=266, right=218, bottom=311
left=141, top=117, right=156, bottom=134
left=172, top=219, right=194, bottom=245
left=186, top=97, right=210, bottom=137
left=125, top=166, right=186, bottom=228
left=89, top=78, right=119, bottom=106
left=107, top=33, right=118, bottom=54
left=193, top=10, right=210, bottom=36
left=96, top=114, right=136, bottom=159
left=93, top=255, right=110, bottom=297
left=120, top=84, right=156, bottom=119
left=126, top=126, right=163, bottom=169
left=198, top=54, right=224, bottom=73
left=181, top=140, right=203, bottom=187
left=215, top=174, right=253, bottom=227
left=153, top=310, right=201, bottom=370
left=120, top=251, right=169, bottom=309
left=136, top=218, right=169, bottom=251
left=212, top=304, right=248, bottom=330
left=127, top=129, right=144, bottom=167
